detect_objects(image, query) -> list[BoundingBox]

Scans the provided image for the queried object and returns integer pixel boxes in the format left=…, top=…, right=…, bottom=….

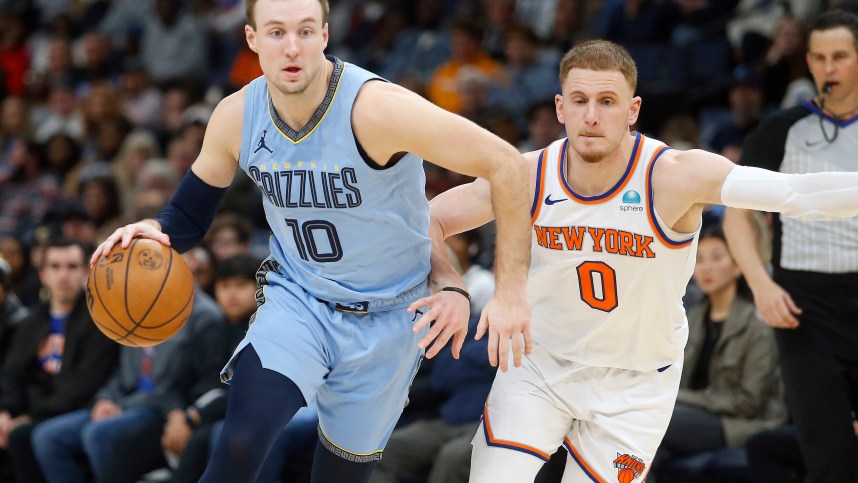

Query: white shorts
left=471, top=343, right=682, bottom=482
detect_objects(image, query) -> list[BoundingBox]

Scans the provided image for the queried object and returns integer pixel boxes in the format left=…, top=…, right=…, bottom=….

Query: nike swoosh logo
left=545, top=195, right=568, bottom=205
left=805, top=139, right=827, bottom=147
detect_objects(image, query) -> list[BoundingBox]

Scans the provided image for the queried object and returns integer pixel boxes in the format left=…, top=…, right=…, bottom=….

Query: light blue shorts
left=221, top=260, right=428, bottom=462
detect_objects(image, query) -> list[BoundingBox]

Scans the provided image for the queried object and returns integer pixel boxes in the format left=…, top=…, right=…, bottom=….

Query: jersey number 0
left=576, top=261, right=618, bottom=312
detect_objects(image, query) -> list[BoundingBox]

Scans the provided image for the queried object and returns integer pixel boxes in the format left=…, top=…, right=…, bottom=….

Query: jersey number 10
left=285, top=218, right=343, bottom=262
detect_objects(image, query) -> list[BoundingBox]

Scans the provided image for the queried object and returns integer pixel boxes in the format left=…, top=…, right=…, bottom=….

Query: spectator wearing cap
left=704, top=66, right=767, bottom=157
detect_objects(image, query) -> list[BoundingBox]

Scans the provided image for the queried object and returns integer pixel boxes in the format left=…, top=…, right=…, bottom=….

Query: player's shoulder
left=212, top=87, right=247, bottom=123
left=354, top=79, right=410, bottom=112
left=210, top=89, right=247, bottom=132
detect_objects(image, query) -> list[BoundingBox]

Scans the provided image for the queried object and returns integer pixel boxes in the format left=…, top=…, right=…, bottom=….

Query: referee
left=724, top=10, right=858, bottom=482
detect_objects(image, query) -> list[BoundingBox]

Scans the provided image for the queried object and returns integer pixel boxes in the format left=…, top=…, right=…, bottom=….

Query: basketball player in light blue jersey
left=89, top=0, right=532, bottom=482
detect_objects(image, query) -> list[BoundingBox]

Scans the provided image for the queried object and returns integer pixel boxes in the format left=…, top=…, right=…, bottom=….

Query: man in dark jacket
left=31, top=283, right=225, bottom=483
left=0, top=238, right=119, bottom=482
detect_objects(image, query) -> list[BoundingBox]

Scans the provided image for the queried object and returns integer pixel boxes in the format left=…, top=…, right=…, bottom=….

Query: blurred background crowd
left=0, top=0, right=855, bottom=482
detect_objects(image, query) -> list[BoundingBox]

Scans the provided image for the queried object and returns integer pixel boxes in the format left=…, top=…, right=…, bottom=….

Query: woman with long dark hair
left=654, top=225, right=787, bottom=477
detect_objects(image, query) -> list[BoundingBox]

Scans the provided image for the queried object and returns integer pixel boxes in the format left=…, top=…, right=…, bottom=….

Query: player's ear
left=322, top=23, right=329, bottom=49
left=245, top=25, right=258, bottom=53
left=555, top=94, right=565, bottom=124
left=628, top=96, right=641, bottom=127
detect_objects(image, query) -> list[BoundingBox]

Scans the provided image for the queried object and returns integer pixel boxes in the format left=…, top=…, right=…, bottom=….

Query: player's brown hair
left=245, top=0, right=330, bottom=29
left=558, top=40, right=637, bottom=93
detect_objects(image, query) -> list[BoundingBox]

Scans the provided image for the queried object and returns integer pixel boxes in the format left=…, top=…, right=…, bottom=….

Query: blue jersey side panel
left=238, top=59, right=430, bottom=302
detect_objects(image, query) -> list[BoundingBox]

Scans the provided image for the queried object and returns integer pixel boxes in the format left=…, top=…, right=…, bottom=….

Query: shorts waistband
left=315, top=282, right=429, bottom=313
left=260, top=259, right=428, bottom=314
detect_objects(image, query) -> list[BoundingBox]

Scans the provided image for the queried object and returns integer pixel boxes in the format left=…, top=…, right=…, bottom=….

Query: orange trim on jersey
left=559, top=134, right=644, bottom=205
left=563, top=438, right=608, bottom=483
left=644, top=146, right=695, bottom=249
left=482, top=404, right=551, bottom=461
left=530, top=148, right=548, bottom=223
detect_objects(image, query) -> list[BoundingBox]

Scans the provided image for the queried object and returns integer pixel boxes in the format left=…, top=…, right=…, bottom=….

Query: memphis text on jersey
left=533, top=224, right=656, bottom=258
left=247, top=163, right=362, bottom=209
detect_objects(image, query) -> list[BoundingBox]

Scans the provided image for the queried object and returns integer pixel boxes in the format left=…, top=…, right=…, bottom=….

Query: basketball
left=86, top=238, right=195, bottom=347
left=617, top=468, right=635, bottom=483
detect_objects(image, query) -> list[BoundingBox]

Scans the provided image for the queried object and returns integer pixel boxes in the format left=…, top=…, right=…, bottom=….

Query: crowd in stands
left=0, top=0, right=855, bottom=481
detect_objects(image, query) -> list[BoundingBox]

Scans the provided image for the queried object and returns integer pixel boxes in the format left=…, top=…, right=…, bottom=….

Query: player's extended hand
left=475, top=291, right=531, bottom=372
left=752, top=279, right=802, bottom=329
left=408, top=287, right=471, bottom=359
left=89, top=220, right=170, bottom=268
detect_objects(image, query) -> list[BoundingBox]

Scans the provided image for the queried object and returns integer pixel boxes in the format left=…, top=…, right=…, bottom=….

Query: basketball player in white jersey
left=428, top=39, right=858, bottom=483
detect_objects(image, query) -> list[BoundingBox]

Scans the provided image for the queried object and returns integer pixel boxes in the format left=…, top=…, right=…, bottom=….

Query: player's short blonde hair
left=559, top=40, right=638, bottom=93
left=245, top=0, right=330, bottom=29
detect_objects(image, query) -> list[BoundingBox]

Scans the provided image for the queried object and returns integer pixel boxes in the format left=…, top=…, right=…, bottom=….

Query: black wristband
left=441, top=286, right=471, bottom=300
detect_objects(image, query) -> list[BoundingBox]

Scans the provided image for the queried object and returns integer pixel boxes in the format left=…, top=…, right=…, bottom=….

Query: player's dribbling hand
left=90, top=220, right=170, bottom=268
left=752, top=279, right=802, bottom=329
left=408, top=287, right=471, bottom=359
left=476, top=291, right=531, bottom=372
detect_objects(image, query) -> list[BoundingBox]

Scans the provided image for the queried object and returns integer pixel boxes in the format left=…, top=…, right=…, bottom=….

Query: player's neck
left=269, top=58, right=334, bottom=130
left=566, top=136, right=634, bottom=197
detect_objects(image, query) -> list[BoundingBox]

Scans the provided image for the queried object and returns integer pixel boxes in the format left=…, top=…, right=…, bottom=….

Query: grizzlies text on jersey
left=239, top=57, right=431, bottom=303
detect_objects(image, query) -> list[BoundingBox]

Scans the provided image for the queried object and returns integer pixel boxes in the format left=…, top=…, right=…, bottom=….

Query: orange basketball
left=86, top=238, right=195, bottom=347
left=618, top=468, right=635, bottom=483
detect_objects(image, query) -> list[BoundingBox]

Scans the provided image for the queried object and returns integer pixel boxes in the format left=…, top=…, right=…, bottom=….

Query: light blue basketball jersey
left=238, top=57, right=430, bottom=303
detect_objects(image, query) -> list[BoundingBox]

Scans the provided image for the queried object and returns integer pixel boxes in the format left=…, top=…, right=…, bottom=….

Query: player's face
left=39, top=245, right=87, bottom=304
left=555, top=68, right=640, bottom=163
left=214, top=276, right=258, bottom=323
left=693, top=237, right=740, bottom=296
left=807, top=27, right=858, bottom=102
left=246, top=0, right=329, bottom=95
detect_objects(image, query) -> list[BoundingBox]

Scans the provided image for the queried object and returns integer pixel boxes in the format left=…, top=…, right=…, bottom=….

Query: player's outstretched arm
left=409, top=178, right=498, bottom=360
left=353, top=81, right=532, bottom=372
left=669, top=148, right=858, bottom=220
left=89, top=91, right=244, bottom=267
left=665, top=148, right=858, bottom=328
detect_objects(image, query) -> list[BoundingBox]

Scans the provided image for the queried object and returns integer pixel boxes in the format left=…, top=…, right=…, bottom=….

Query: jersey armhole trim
left=530, top=148, right=548, bottom=222
left=645, top=146, right=695, bottom=249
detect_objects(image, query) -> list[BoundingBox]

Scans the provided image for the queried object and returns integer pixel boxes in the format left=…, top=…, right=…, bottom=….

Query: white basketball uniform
left=471, top=133, right=698, bottom=483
